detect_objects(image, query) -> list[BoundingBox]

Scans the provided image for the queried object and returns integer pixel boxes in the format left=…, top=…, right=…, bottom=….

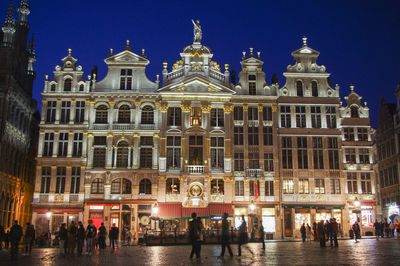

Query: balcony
left=69, top=194, right=80, bottom=202
left=39, top=194, right=49, bottom=203
left=246, top=168, right=263, bottom=178
left=187, top=165, right=205, bottom=174
left=93, top=124, right=108, bottom=130
left=112, top=124, right=135, bottom=130
left=140, top=124, right=155, bottom=130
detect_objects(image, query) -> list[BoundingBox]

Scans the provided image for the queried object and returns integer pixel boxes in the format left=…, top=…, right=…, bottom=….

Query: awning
left=182, top=207, right=209, bottom=219
left=158, top=203, right=182, bottom=219
left=284, top=204, right=344, bottom=209
left=209, top=203, right=233, bottom=217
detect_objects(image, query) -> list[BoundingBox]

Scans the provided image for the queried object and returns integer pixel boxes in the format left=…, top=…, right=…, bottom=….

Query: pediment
left=105, top=50, right=149, bottom=65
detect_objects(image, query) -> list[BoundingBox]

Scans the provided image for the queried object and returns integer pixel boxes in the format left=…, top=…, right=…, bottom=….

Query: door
left=284, top=210, right=293, bottom=237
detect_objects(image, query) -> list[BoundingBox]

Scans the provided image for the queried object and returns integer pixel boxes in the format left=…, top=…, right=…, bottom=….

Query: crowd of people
left=373, top=220, right=400, bottom=239
left=303, top=218, right=341, bottom=247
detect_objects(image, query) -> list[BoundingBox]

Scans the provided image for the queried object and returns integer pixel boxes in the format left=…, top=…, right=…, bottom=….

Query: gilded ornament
left=258, top=105, right=263, bottom=111
left=180, top=104, right=192, bottom=112
left=243, top=105, right=248, bottom=111
left=223, top=105, right=234, bottom=113
left=159, top=104, right=169, bottom=112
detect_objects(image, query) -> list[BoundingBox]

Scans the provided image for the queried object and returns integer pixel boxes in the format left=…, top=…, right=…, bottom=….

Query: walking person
left=331, top=218, right=339, bottom=247
left=9, top=220, right=23, bottom=260
left=76, top=222, right=85, bottom=255
left=86, top=221, right=96, bottom=254
left=373, top=220, right=380, bottom=240
left=380, top=221, right=385, bottom=238
left=327, top=219, right=334, bottom=247
left=4, top=230, right=10, bottom=250
left=219, top=213, right=233, bottom=257
left=110, top=223, right=119, bottom=250
left=0, top=224, right=4, bottom=251
left=317, top=220, right=325, bottom=247
left=125, top=228, right=132, bottom=246
left=59, top=224, right=67, bottom=255
left=23, top=223, right=35, bottom=255
left=389, top=222, right=395, bottom=238
left=306, top=224, right=311, bottom=242
left=259, top=222, right=265, bottom=250
left=237, top=215, right=253, bottom=259
left=189, top=212, right=202, bottom=259
left=98, top=223, right=107, bottom=249
left=67, top=221, right=77, bottom=255
left=312, top=222, right=318, bottom=241
left=300, top=223, right=306, bottom=242
left=352, top=221, right=360, bottom=243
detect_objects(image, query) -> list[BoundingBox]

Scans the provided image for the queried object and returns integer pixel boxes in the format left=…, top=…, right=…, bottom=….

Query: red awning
left=182, top=207, right=209, bottom=218
left=158, top=203, right=182, bottom=219
left=209, top=203, right=233, bottom=217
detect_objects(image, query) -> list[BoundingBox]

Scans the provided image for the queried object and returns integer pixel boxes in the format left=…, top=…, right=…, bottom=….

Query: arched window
left=64, top=79, right=72, bottom=91
left=50, top=84, right=56, bottom=92
left=351, top=106, right=359, bottom=118
left=95, top=105, right=108, bottom=123
left=91, top=178, right=104, bottom=194
left=79, top=84, right=85, bottom=91
left=116, top=141, right=129, bottom=168
left=118, top=105, right=130, bottom=123
left=122, top=179, right=132, bottom=194
left=296, top=81, right=303, bottom=96
left=139, top=178, right=152, bottom=195
left=166, top=178, right=180, bottom=194
left=111, top=179, right=121, bottom=194
left=111, top=178, right=131, bottom=194
left=141, top=106, right=154, bottom=124
left=211, top=179, right=224, bottom=195
left=312, top=81, right=318, bottom=97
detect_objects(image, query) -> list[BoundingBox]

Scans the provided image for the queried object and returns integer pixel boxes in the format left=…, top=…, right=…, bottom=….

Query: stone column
left=153, top=133, right=159, bottom=169
left=40, top=99, right=47, bottom=124
left=108, top=100, right=115, bottom=130
left=158, top=104, right=168, bottom=172
left=128, top=147, right=132, bottom=168
left=55, top=99, right=61, bottom=124
left=135, top=99, right=141, bottom=129
left=113, top=147, right=118, bottom=169
left=106, top=134, right=113, bottom=168
left=84, top=100, right=91, bottom=125
left=37, top=131, right=45, bottom=157
left=154, top=101, right=160, bottom=129
left=133, top=134, right=140, bottom=169
left=181, top=104, right=191, bottom=130
left=70, top=99, right=76, bottom=124
left=82, top=132, right=88, bottom=158
left=53, top=131, right=59, bottom=157
left=258, top=105, right=263, bottom=169
left=65, top=166, right=72, bottom=196
left=223, top=105, right=234, bottom=173
left=87, top=134, right=94, bottom=168
left=67, top=131, right=74, bottom=157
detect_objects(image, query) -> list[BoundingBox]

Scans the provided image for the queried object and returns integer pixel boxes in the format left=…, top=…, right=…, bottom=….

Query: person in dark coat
left=59, top=223, right=67, bottom=254
left=317, top=220, right=325, bottom=247
left=76, top=222, right=85, bottom=255
left=312, top=222, right=318, bottom=241
left=0, top=225, right=4, bottom=251
left=327, top=219, right=334, bottom=246
left=259, top=223, right=265, bottom=250
left=4, top=230, right=10, bottom=249
left=352, top=222, right=360, bottom=243
left=24, top=223, right=35, bottom=255
left=237, top=215, right=253, bottom=258
left=86, top=221, right=96, bottom=254
left=219, top=213, right=233, bottom=257
left=373, top=220, right=381, bottom=240
left=98, top=223, right=107, bottom=249
left=189, top=212, right=202, bottom=259
left=110, top=224, right=119, bottom=249
left=300, top=223, right=306, bottom=242
left=331, top=218, right=339, bottom=247
left=9, top=220, right=23, bottom=260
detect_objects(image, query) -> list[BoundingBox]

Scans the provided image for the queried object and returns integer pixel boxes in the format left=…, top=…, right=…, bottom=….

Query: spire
left=2, top=0, right=16, bottom=45
left=5, top=0, right=14, bottom=24
left=28, top=34, right=34, bottom=54
left=302, top=36, right=307, bottom=47
left=17, top=0, right=30, bottom=22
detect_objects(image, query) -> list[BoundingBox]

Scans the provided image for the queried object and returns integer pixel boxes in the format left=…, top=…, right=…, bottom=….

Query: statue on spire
left=191, top=19, right=202, bottom=43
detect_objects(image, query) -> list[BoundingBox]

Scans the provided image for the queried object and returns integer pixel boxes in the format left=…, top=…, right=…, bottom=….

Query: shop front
left=348, top=202, right=375, bottom=235
left=32, top=208, right=83, bottom=236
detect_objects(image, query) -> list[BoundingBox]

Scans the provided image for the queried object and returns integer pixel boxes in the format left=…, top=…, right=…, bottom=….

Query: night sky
left=2, top=0, right=400, bottom=127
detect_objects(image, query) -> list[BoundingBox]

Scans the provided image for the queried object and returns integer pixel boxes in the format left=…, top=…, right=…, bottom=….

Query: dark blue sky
left=2, top=0, right=400, bottom=126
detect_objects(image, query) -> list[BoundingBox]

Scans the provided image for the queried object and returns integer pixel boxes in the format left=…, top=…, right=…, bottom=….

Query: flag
left=255, top=177, right=259, bottom=200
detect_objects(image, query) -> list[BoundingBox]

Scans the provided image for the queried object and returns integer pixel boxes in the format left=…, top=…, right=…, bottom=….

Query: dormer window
left=79, top=84, right=84, bottom=91
left=296, top=81, right=303, bottom=97
left=64, top=79, right=72, bottom=92
left=50, top=84, right=56, bottom=92
left=249, top=75, right=256, bottom=95
left=312, top=81, right=318, bottom=97
left=351, top=106, right=359, bottom=118
left=120, top=69, right=133, bottom=90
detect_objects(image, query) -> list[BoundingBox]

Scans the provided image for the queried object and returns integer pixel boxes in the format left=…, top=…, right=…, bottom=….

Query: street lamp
left=354, top=197, right=360, bottom=207
left=249, top=201, right=256, bottom=211
left=152, top=203, right=159, bottom=216
left=46, top=212, right=52, bottom=218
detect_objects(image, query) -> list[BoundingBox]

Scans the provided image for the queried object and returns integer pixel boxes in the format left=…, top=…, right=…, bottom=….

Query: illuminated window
left=211, top=179, right=224, bottom=195
left=347, top=173, right=358, bottom=194
left=211, top=137, right=224, bottom=170
left=166, top=178, right=180, bottom=194
left=283, top=179, right=294, bottom=194
left=299, top=179, right=309, bottom=194
left=55, top=167, right=66, bottom=194
left=40, top=167, right=51, bottom=193
left=361, top=173, right=372, bottom=194
left=315, top=178, right=325, bottom=194
left=330, top=179, right=341, bottom=194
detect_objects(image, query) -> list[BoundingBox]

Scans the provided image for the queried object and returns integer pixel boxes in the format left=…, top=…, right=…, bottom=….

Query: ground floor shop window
left=295, top=212, right=310, bottom=230
left=262, top=208, right=275, bottom=233
left=234, top=207, right=248, bottom=229
left=316, top=211, right=331, bottom=222
left=361, top=208, right=373, bottom=227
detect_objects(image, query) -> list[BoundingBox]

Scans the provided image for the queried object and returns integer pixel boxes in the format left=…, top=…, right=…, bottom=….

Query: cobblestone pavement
left=1, top=238, right=400, bottom=266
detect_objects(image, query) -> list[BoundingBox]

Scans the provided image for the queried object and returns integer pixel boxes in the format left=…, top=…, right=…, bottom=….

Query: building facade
left=0, top=0, right=39, bottom=228
left=32, top=23, right=376, bottom=238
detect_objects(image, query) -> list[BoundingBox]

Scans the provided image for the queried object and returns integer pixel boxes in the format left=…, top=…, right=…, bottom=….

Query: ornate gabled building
left=32, top=22, right=376, bottom=239
left=0, top=0, right=39, bottom=228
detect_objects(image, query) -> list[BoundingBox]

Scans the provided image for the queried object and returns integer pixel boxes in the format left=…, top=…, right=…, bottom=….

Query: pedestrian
left=317, top=220, right=325, bottom=247
left=237, top=215, right=253, bottom=258
left=312, top=222, right=318, bottom=241
left=352, top=221, right=360, bottom=243
left=86, top=221, right=96, bottom=254
left=9, top=220, right=23, bottom=260
left=259, top=222, right=265, bottom=250
left=59, top=224, right=67, bottom=255
left=189, top=212, right=202, bottom=259
left=98, top=222, right=107, bottom=249
left=373, top=220, right=380, bottom=240
left=396, top=221, right=400, bottom=239
left=0, top=224, right=4, bottom=251
left=219, top=213, right=233, bottom=257
left=300, top=223, right=306, bottom=242
left=389, top=222, right=395, bottom=238
left=67, top=221, right=77, bottom=254
left=331, top=218, right=339, bottom=247
left=380, top=221, right=385, bottom=238
left=327, top=219, right=334, bottom=247
left=76, top=222, right=85, bottom=255
left=306, top=223, right=311, bottom=242
left=110, top=223, right=119, bottom=250
left=24, top=223, right=35, bottom=255
left=46, top=230, right=51, bottom=247
left=125, top=228, right=132, bottom=246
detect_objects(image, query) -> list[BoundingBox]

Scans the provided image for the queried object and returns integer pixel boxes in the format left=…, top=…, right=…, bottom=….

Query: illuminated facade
left=32, top=23, right=376, bottom=238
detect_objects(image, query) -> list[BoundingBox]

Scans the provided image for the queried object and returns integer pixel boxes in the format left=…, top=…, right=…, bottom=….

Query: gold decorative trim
left=223, top=105, right=234, bottom=113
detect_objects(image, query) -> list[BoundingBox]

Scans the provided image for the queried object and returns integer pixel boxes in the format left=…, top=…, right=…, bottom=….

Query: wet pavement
left=1, top=238, right=400, bottom=265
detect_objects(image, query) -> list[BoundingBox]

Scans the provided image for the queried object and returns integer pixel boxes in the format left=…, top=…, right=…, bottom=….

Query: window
left=139, top=179, right=152, bottom=195
left=43, top=133, right=54, bottom=157
left=120, top=69, right=133, bottom=90
left=347, top=173, right=358, bottom=194
left=75, top=101, right=85, bottom=123
left=234, top=152, right=244, bottom=171
left=140, top=136, right=153, bottom=168
left=116, top=141, right=129, bottom=168
left=282, top=137, right=293, bottom=169
left=167, top=136, right=181, bottom=169
left=295, top=106, right=306, bottom=128
left=344, top=128, right=355, bottom=141
left=40, top=167, right=51, bottom=193
left=93, top=148, right=106, bottom=168
left=280, top=105, right=291, bottom=128
left=234, top=106, right=243, bottom=120
left=297, top=137, right=308, bottom=169
left=359, top=149, right=370, bottom=164
left=328, top=137, right=339, bottom=169
left=248, top=126, right=259, bottom=145
left=311, top=81, right=318, bottom=97
left=70, top=167, right=80, bottom=194
left=351, top=106, right=359, bottom=118
left=94, top=136, right=106, bottom=145
left=50, top=84, right=56, bottom=91
left=312, top=137, right=324, bottom=169
left=211, top=108, right=224, bottom=127
left=248, top=107, right=258, bottom=121
left=46, top=101, right=56, bottom=123
left=299, top=179, right=309, bottom=194
left=91, top=178, right=104, bottom=194
left=263, top=127, right=273, bottom=146
left=95, top=105, right=108, bottom=123
left=249, top=180, right=260, bottom=196
left=235, top=180, right=244, bottom=196
left=361, top=173, right=372, bottom=194
left=64, top=79, right=72, bottom=91
left=190, top=107, right=202, bottom=126
left=249, top=75, right=256, bottom=95
left=111, top=179, right=121, bottom=194
left=118, top=105, right=130, bottom=123
left=58, top=132, right=69, bottom=157
left=265, top=180, right=274, bottom=196
left=141, top=106, right=154, bottom=124
left=60, top=101, right=71, bottom=124
left=330, top=179, right=341, bottom=194
left=55, top=167, right=66, bottom=194
left=166, top=178, right=180, bottom=194
left=79, top=84, right=84, bottom=91
left=345, top=148, right=356, bottom=164
left=283, top=179, right=294, bottom=194
left=311, top=106, right=321, bottom=128
left=296, top=81, right=303, bottom=96
left=357, top=128, right=368, bottom=141
left=189, top=136, right=203, bottom=165
left=264, top=153, right=274, bottom=172
left=249, top=152, right=259, bottom=168
left=234, top=127, right=244, bottom=145
left=326, top=106, right=336, bottom=128
left=315, top=178, right=325, bottom=194
left=262, top=106, right=272, bottom=121
left=167, top=107, right=182, bottom=126
left=211, top=179, right=224, bottom=195
left=73, top=133, right=83, bottom=157
left=211, top=137, right=224, bottom=170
